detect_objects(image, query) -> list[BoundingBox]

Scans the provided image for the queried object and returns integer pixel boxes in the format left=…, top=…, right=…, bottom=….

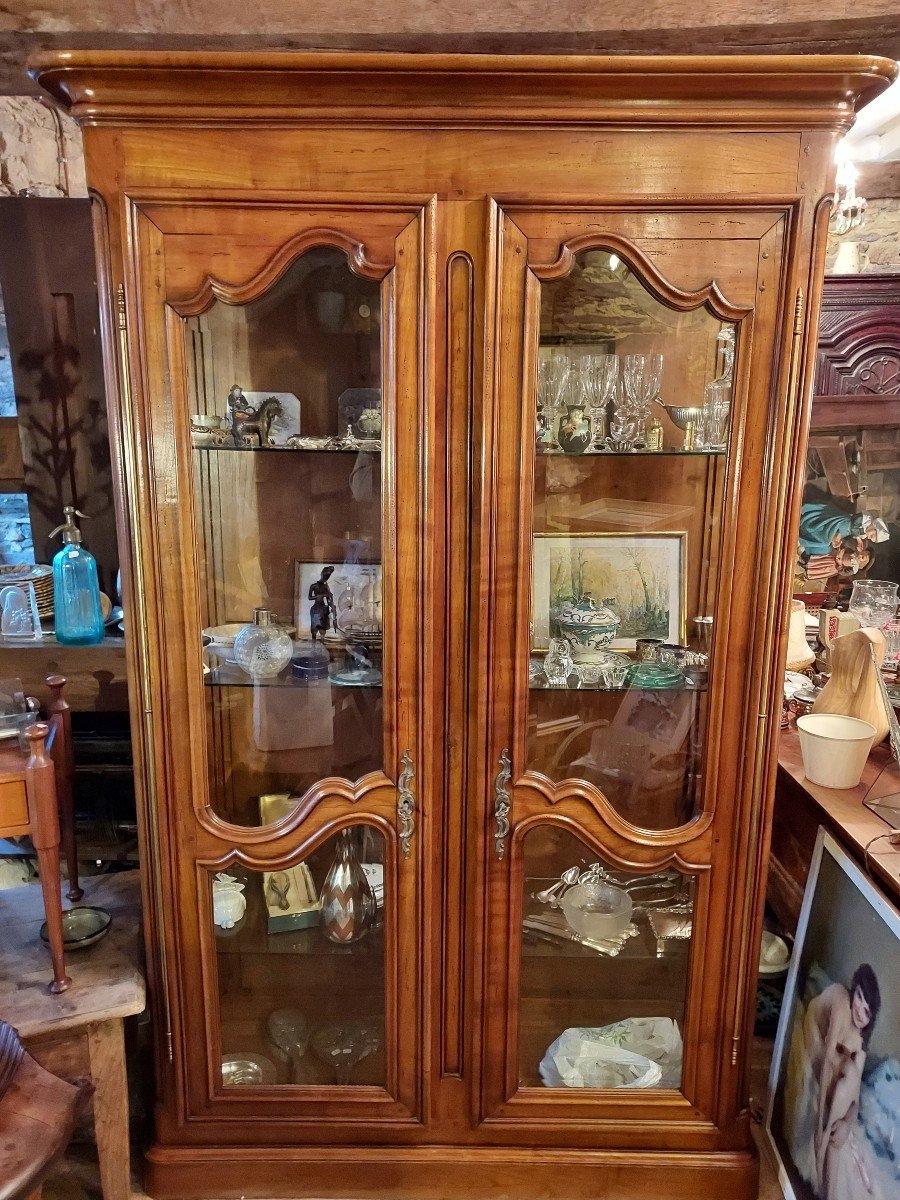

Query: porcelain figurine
left=212, top=872, right=247, bottom=930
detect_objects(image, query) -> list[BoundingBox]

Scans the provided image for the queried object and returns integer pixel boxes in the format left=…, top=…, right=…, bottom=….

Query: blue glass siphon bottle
left=50, top=507, right=104, bottom=646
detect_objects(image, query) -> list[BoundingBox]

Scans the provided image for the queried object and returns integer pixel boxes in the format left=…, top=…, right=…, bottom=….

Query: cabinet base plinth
left=145, top=1143, right=759, bottom=1200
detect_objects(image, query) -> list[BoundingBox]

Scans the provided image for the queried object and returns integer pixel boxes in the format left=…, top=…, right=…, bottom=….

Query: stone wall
left=826, top=197, right=900, bottom=275
left=0, top=96, right=86, bottom=197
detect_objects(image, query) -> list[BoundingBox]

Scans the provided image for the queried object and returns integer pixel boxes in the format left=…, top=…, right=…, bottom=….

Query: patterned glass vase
left=319, top=829, right=377, bottom=943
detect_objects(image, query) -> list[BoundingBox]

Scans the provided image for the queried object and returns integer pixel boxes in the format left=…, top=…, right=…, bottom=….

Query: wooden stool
left=0, top=1019, right=90, bottom=1200
left=0, top=725, right=70, bottom=993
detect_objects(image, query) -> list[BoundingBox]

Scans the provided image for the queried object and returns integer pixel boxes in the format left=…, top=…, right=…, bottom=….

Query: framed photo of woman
left=765, top=829, right=899, bottom=1200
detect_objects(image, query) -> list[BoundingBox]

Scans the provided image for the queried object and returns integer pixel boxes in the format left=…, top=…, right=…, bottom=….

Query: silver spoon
left=534, top=866, right=580, bottom=908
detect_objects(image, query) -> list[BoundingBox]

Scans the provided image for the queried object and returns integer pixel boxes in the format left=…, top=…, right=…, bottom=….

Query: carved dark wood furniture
left=31, top=49, right=896, bottom=1200
left=812, top=272, right=900, bottom=429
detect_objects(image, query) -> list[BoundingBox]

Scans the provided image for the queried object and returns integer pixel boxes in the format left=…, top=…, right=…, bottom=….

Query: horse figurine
left=231, top=396, right=283, bottom=447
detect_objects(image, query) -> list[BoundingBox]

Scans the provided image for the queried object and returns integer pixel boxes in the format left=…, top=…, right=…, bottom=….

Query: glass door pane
left=528, top=249, right=737, bottom=830
left=519, top=826, right=692, bottom=1090
left=212, top=822, right=387, bottom=1088
left=186, top=249, right=384, bottom=827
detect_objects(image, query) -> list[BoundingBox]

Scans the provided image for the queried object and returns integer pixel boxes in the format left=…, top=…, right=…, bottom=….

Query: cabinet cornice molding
left=29, top=51, right=897, bottom=130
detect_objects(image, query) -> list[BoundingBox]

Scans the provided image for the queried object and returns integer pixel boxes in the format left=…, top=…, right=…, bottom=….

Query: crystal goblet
left=622, top=353, right=664, bottom=448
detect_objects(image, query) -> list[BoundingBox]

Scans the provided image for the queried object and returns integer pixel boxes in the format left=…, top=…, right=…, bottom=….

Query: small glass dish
left=623, top=661, right=684, bottom=690
left=40, top=905, right=111, bottom=951
left=221, top=1053, right=278, bottom=1086
left=561, top=882, right=633, bottom=940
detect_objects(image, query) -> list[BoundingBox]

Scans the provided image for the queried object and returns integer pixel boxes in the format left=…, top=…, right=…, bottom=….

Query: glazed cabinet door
left=478, top=204, right=799, bottom=1142
left=123, top=200, right=427, bottom=1136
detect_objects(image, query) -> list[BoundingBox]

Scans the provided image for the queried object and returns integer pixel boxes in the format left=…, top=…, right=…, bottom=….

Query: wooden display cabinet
left=32, top=51, right=896, bottom=1200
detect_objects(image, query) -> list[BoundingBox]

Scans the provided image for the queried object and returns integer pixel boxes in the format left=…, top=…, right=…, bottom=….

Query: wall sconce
left=830, top=145, right=866, bottom=236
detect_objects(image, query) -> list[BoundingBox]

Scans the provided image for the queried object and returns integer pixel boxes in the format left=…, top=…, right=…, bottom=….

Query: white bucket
left=796, top=714, right=877, bottom=789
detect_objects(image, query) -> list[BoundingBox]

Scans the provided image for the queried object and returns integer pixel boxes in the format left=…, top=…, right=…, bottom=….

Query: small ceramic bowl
left=41, top=906, right=111, bottom=950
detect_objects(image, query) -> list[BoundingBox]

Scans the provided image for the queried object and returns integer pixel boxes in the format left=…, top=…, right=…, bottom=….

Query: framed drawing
left=532, top=532, right=686, bottom=652
left=294, top=561, right=382, bottom=643
left=765, top=829, right=899, bottom=1200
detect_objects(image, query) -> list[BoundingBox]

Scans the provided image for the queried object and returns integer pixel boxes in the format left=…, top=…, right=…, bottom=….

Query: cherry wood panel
left=34, top=49, right=896, bottom=1200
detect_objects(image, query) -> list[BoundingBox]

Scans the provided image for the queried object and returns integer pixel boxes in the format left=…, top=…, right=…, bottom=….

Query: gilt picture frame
left=532, top=531, right=686, bottom=653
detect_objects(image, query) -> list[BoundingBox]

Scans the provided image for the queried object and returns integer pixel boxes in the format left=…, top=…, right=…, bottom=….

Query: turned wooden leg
left=25, top=724, right=71, bottom=994
left=47, top=675, right=82, bottom=902
left=87, top=1019, right=131, bottom=1200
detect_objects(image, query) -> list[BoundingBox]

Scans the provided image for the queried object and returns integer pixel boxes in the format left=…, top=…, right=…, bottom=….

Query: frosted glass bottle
left=50, top=507, right=104, bottom=646
left=233, top=608, right=293, bottom=679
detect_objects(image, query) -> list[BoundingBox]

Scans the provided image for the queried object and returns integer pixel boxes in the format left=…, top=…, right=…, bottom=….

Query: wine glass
left=311, top=1020, right=382, bottom=1085
left=536, top=354, right=571, bottom=453
left=848, top=580, right=899, bottom=631
left=622, top=353, right=664, bottom=448
left=576, top=353, right=618, bottom=450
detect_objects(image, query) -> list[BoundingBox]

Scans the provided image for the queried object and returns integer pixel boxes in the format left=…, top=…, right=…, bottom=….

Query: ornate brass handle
left=398, top=750, right=415, bottom=857
left=494, top=749, right=512, bottom=860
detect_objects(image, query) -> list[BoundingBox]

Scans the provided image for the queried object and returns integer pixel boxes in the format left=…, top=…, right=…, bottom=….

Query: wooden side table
left=0, top=723, right=69, bottom=992
left=0, top=872, right=145, bottom=1200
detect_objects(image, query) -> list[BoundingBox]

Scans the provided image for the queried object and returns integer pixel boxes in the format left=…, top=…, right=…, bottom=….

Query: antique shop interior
left=0, top=12, right=899, bottom=1200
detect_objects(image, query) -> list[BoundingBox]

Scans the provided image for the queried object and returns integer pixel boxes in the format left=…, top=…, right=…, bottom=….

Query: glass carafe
left=701, top=327, right=735, bottom=451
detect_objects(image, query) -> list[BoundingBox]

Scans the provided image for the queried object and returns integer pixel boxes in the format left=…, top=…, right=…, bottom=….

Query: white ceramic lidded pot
left=556, top=594, right=620, bottom=664
left=212, top=873, right=247, bottom=930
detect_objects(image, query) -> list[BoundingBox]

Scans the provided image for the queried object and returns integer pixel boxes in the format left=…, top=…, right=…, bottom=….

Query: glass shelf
left=530, top=682, right=707, bottom=694
left=205, top=662, right=382, bottom=690
left=537, top=448, right=724, bottom=459
left=192, top=441, right=380, bottom=455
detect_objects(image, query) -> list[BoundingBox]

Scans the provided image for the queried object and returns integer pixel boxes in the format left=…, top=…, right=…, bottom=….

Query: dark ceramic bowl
left=40, top=905, right=112, bottom=950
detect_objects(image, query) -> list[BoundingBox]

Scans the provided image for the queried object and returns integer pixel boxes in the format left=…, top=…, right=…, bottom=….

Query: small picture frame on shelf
left=764, top=829, right=899, bottom=1200
left=257, top=793, right=321, bottom=933
left=532, top=532, right=686, bottom=653
left=294, top=561, right=382, bottom=643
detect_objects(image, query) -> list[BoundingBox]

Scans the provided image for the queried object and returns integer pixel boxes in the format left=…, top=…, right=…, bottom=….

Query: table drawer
left=0, top=778, right=28, bottom=830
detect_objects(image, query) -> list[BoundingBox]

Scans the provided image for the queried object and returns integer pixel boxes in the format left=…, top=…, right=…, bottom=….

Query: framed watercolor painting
left=765, top=829, right=899, bottom=1200
left=532, top=532, right=686, bottom=652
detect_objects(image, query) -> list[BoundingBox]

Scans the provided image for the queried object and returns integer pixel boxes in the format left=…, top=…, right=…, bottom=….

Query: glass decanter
left=701, top=327, right=735, bottom=451
left=233, top=608, right=293, bottom=679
